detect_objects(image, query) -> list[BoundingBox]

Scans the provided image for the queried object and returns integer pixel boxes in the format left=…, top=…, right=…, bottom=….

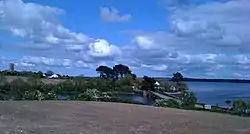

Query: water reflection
left=117, top=94, right=155, bottom=105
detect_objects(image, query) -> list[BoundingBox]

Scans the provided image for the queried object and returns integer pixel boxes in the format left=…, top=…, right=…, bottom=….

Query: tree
left=141, top=76, right=156, bottom=91
left=115, top=74, right=134, bottom=92
left=172, top=72, right=184, bottom=83
left=37, top=71, right=44, bottom=78
left=46, top=70, right=54, bottom=76
left=181, top=91, right=197, bottom=108
left=233, top=100, right=248, bottom=115
left=96, top=65, right=114, bottom=79
left=113, top=64, right=131, bottom=78
left=175, top=82, right=189, bottom=92
left=131, top=73, right=137, bottom=80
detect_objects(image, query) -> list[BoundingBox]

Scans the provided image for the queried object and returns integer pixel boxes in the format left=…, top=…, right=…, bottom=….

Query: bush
left=154, top=99, right=180, bottom=108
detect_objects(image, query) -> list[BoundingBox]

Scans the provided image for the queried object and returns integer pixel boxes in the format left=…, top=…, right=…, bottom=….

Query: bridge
left=148, top=91, right=206, bottom=109
left=148, top=91, right=182, bottom=103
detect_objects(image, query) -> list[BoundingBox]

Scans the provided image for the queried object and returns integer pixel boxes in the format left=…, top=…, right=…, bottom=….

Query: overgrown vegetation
left=0, top=64, right=138, bottom=104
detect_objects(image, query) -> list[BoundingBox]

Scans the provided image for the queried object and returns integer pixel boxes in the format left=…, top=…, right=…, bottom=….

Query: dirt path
left=0, top=101, right=249, bottom=134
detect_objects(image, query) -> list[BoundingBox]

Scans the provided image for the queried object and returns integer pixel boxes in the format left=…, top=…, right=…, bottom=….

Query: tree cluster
left=140, top=76, right=156, bottom=91
left=96, top=64, right=136, bottom=80
left=0, top=70, right=44, bottom=78
left=171, top=72, right=184, bottom=83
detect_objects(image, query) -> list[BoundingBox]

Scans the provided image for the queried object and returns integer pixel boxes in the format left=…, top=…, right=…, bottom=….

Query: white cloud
left=75, top=61, right=90, bottom=68
left=0, top=0, right=91, bottom=45
left=133, top=36, right=155, bottom=50
left=88, top=39, right=122, bottom=58
left=17, top=56, right=94, bottom=69
left=171, top=0, right=250, bottom=47
left=118, top=0, right=250, bottom=78
left=151, top=65, right=168, bottom=71
left=19, top=62, right=36, bottom=67
left=100, top=7, right=131, bottom=22
left=20, top=56, right=72, bottom=67
left=0, top=0, right=122, bottom=68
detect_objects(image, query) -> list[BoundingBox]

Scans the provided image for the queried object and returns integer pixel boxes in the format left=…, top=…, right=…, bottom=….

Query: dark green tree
left=141, top=76, right=156, bottom=91
left=96, top=65, right=114, bottom=79
left=46, top=70, right=54, bottom=76
left=113, top=64, right=131, bottom=78
left=172, top=72, right=184, bottom=83
left=131, top=73, right=137, bottom=80
left=37, top=71, right=44, bottom=78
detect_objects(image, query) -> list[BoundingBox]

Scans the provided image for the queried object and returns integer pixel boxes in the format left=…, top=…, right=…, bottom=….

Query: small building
left=48, top=74, right=59, bottom=79
left=155, top=81, right=160, bottom=86
left=205, top=104, right=212, bottom=110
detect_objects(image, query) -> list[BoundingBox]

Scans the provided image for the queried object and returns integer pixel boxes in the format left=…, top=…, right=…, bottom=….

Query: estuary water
left=187, top=82, right=250, bottom=106
left=119, top=82, right=250, bottom=106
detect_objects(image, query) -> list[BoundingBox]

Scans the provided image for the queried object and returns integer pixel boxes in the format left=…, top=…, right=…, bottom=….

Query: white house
left=48, top=74, right=59, bottom=79
left=155, top=81, right=160, bottom=86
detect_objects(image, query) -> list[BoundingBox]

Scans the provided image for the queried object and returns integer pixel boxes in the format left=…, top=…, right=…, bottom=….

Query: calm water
left=118, top=94, right=155, bottom=105
left=119, top=82, right=250, bottom=106
left=187, top=82, right=250, bottom=106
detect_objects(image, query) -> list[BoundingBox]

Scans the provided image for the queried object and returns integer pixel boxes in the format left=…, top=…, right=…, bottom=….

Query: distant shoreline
left=184, top=78, right=250, bottom=83
left=155, top=77, right=250, bottom=83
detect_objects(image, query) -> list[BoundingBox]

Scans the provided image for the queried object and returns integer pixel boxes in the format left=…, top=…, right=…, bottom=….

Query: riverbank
left=0, top=101, right=249, bottom=134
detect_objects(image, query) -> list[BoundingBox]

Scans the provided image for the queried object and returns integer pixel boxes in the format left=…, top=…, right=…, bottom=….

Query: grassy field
left=5, top=76, right=66, bottom=84
left=0, top=101, right=249, bottom=134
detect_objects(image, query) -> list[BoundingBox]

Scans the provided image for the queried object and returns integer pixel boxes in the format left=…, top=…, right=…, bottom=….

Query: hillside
left=0, top=101, right=249, bottom=134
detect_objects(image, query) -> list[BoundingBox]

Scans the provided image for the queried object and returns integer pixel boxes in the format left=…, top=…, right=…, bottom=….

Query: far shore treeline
left=2, top=67, right=250, bottom=83
left=0, top=64, right=250, bottom=117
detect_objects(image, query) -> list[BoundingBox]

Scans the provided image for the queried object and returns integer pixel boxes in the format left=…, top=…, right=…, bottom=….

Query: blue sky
left=0, top=0, right=250, bottom=78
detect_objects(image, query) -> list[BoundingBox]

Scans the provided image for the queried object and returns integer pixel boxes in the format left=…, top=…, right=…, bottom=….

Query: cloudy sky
left=0, top=0, right=250, bottom=78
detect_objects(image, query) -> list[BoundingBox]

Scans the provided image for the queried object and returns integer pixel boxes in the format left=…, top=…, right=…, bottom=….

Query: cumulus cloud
left=120, top=0, right=250, bottom=78
left=0, top=0, right=90, bottom=44
left=133, top=36, right=155, bottom=50
left=88, top=39, right=122, bottom=58
left=0, top=0, right=122, bottom=70
left=100, top=7, right=131, bottom=22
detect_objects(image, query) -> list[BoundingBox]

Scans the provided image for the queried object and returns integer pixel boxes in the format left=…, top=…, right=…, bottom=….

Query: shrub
left=154, top=99, right=180, bottom=108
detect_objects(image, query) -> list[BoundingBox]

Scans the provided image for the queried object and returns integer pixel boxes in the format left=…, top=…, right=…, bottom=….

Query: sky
left=0, top=0, right=250, bottom=78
